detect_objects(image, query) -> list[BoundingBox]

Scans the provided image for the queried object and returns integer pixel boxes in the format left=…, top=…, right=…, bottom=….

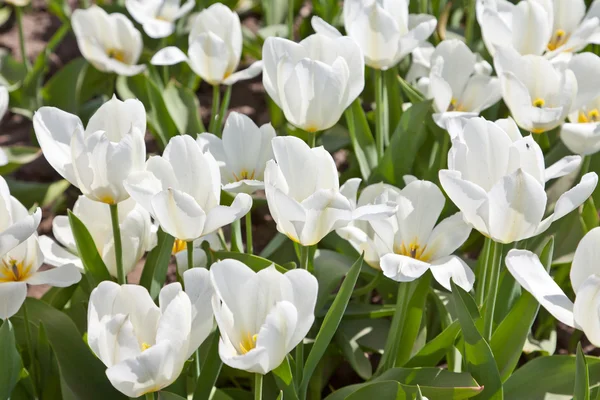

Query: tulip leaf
left=68, top=210, right=112, bottom=288
left=158, top=392, right=187, bottom=400
left=12, top=298, right=126, bottom=399
left=0, top=146, right=40, bottom=175
left=212, top=251, right=288, bottom=273
left=313, top=249, right=356, bottom=312
left=163, top=81, right=206, bottom=135
left=140, top=229, right=175, bottom=300
left=344, top=99, right=377, bottom=181
left=41, top=284, right=78, bottom=310
left=575, top=343, right=590, bottom=400
left=193, top=330, right=223, bottom=400
left=299, top=254, right=364, bottom=397
left=0, top=320, right=23, bottom=399
left=384, top=69, right=403, bottom=136
left=335, top=326, right=372, bottom=380
left=272, top=355, right=299, bottom=400
left=7, top=178, right=71, bottom=209
left=405, top=320, right=461, bottom=367
left=490, top=236, right=554, bottom=381
left=450, top=281, right=503, bottom=400
left=580, top=197, right=599, bottom=234
left=397, top=75, right=426, bottom=104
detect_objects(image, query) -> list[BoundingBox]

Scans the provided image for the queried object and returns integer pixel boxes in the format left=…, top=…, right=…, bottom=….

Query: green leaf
left=405, top=321, right=461, bottom=367
left=575, top=343, right=590, bottom=400
left=490, top=236, right=554, bottom=381
left=212, top=251, right=288, bottom=273
left=68, top=210, right=112, bottom=287
left=384, top=69, right=403, bottom=136
left=36, top=323, right=62, bottom=398
left=335, top=326, right=372, bottom=380
left=272, top=356, right=298, bottom=400
left=13, top=298, right=126, bottom=399
left=0, top=146, right=40, bottom=175
left=451, top=282, right=503, bottom=400
left=580, top=197, right=599, bottom=234
left=0, top=320, right=23, bottom=399
left=159, top=392, right=188, bottom=400
left=313, top=250, right=355, bottom=312
left=41, top=285, right=78, bottom=309
left=139, top=229, right=175, bottom=300
left=345, top=381, right=405, bottom=399
left=7, top=179, right=70, bottom=209
left=344, top=99, right=377, bottom=180
left=193, top=330, right=223, bottom=400
left=300, top=255, right=364, bottom=397
left=163, top=81, right=206, bottom=135
left=397, top=75, right=426, bottom=104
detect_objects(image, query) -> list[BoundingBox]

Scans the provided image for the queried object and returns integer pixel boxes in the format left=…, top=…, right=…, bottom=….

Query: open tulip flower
left=265, top=136, right=396, bottom=246
left=33, top=96, right=146, bottom=205
left=262, top=33, right=364, bottom=133
left=494, top=46, right=577, bottom=133
left=151, top=3, right=263, bottom=86
left=38, top=196, right=156, bottom=279
left=478, top=0, right=600, bottom=58
left=125, top=0, right=194, bottom=39
left=439, top=117, right=598, bottom=244
left=72, top=6, right=145, bottom=76
left=210, top=259, right=318, bottom=374
left=88, top=268, right=214, bottom=397
left=506, top=227, right=600, bottom=346
left=125, top=135, right=252, bottom=242
left=197, top=112, right=275, bottom=194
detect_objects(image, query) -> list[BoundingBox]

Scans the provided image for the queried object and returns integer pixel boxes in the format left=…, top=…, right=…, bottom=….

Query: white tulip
left=172, top=232, right=224, bottom=276
left=329, top=0, right=437, bottom=70
left=88, top=269, right=214, bottom=397
left=560, top=52, right=600, bottom=155
left=265, top=137, right=395, bottom=246
left=439, top=117, right=598, bottom=244
left=477, top=0, right=600, bottom=58
left=125, top=0, right=194, bottom=39
left=506, top=227, right=600, bottom=346
left=0, top=85, right=8, bottom=122
left=39, top=196, right=156, bottom=279
left=211, top=260, right=317, bottom=374
left=197, top=112, right=275, bottom=194
left=418, top=40, right=502, bottom=129
left=151, top=3, right=263, bottom=86
left=72, top=6, right=145, bottom=76
left=494, top=46, right=577, bottom=133
left=125, top=135, right=252, bottom=242
left=3, top=0, right=30, bottom=6
left=262, top=33, right=364, bottom=133
left=33, top=96, right=146, bottom=204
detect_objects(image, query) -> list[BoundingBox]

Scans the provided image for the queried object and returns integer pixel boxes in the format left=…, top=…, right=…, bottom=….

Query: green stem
left=209, top=85, right=221, bottom=134
left=22, top=302, right=39, bottom=400
left=483, top=240, right=504, bottom=341
left=245, top=212, right=253, bottom=254
left=465, top=0, right=476, bottom=47
left=476, top=238, right=492, bottom=307
left=305, top=130, right=316, bottom=148
left=419, top=0, right=428, bottom=13
left=288, top=0, right=294, bottom=40
left=374, top=69, right=386, bottom=159
left=254, top=373, right=263, bottom=400
left=378, top=282, right=411, bottom=372
left=580, top=155, right=591, bottom=179
left=231, top=219, right=243, bottom=253
left=295, top=245, right=311, bottom=387
left=215, top=85, right=232, bottom=136
left=145, top=392, right=155, bottom=400
left=187, top=241, right=194, bottom=270
left=15, top=7, right=30, bottom=72
left=299, top=245, right=310, bottom=270
left=109, top=204, right=126, bottom=284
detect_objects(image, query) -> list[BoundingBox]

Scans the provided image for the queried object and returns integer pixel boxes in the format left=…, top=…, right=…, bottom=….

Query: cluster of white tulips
left=3, top=0, right=600, bottom=398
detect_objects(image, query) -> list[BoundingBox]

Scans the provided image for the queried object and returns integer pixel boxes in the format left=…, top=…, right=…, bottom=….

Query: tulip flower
left=560, top=52, right=600, bottom=155
left=151, top=3, right=263, bottom=86
left=125, top=135, right=252, bottom=242
left=312, top=1, right=436, bottom=70
left=88, top=268, right=214, bottom=397
left=262, top=33, right=364, bottom=133
left=33, top=96, right=146, bottom=205
left=494, top=46, right=577, bottom=133
left=197, top=112, right=275, bottom=194
left=439, top=117, right=598, bottom=244
left=72, top=6, right=145, bottom=76
left=506, top=227, right=600, bottom=346
left=265, top=136, right=395, bottom=246
left=125, top=0, right=194, bottom=39
left=211, top=260, right=318, bottom=374
left=418, top=39, right=501, bottom=128
left=477, top=0, right=600, bottom=58
left=38, top=196, right=156, bottom=279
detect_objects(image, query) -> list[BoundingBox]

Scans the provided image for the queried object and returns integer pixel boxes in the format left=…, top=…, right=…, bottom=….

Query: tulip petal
left=187, top=32, right=229, bottom=84
left=310, top=15, right=342, bottom=38
left=151, top=46, right=189, bottom=66
left=396, top=179, right=445, bottom=245
left=561, top=123, right=600, bottom=156
left=339, top=178, right=361, bottom=206
left=26, top=264, right=81, bottom=287
left=151, top=189, right=207, bottom=241
left=511, top=0, right=551, bottom=56
left=568, top=52, right=600, bottom=111
left=143, top=19, right=175, bottom=39
left=424, top=212, right=472, bottom=260
left=222, top=61, right=264, bottom=86
left=183, top=268, right=215, bottom=358
left=570, top=227, right=600, bottom=293
left=0, top=208, right=41, bottom=256
left=430, top=255, right=475, bottom=292
left=430, top=40, right=476, bottom=99
left=380, top=253, right=431, bottom=282
left=262, top=37, right=306, bottom=106
left=284, top=269, right=318, bottom=347
left=202, top=193, right=252, bottom=236
left=254, top=301, right=299, bottom=374
left=552, top=172, right=598, bottom=221
left=0, top=282, right=27, bottom=320
left=38, top=235, right=83, bottom=269
left=544, top=155, right=581, bottom=181
left=573, top=274, right=600, bottom=346
left=395, top=14, right=437, bottom=64
left=157, top=283, right=192, bottom=345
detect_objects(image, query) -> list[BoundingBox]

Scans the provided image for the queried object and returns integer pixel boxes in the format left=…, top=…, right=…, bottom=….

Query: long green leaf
left=159, top=392, right=188, bottom=400
left=300, top=255, right=364, bottom=397
left=193, top=330, right=223, bottom=400
left=344, top=99, right=377, bottom=180
left=163, top=81, right=206, bottom=135
left=139, top=229, right=175, bottom=300
left=272, top=355, right=299, bottom=400
left=41, top=285, right=78, bottom=310
left=396, top=273, right=431, bottom=367
left=575, top=343, right=590, bottom=400
left=405, top=321, right=461, bottom=367
left=0, top=320, right=22, bottom=399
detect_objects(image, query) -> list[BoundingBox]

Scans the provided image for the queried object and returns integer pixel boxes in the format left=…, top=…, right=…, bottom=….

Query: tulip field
left=3, top=0, right=600, bottom=399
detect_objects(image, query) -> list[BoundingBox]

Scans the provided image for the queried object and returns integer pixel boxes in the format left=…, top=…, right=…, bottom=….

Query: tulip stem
left=465, top=0, right=476, bottom=47
left=475, top=238, right=492, bottom=307
left=245, top=212, right=253, bottom=254
left=483, top=240, right=504, bottom=341
left=187, top=241, right=194, bottom=270
left=580, top=155, right=591, bottom=179
left=215, top=85, right=232, bottom=136
left=374, top=69, right=387, bottom=160
left=288, top=0, right=294, bottom=40
left=15, top=6, right=30, bottom=73
left=109, top=204, right=126, bottom=284
left=145, top=393, right=155, bottom=400
left=209, top=85, right=221, bottom=134
left=22, top=302, right=39, bottom=400
left=254, top=373, right=263, bottom=400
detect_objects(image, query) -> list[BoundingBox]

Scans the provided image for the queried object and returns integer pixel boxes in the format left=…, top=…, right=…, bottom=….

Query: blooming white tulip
left=88, top=269, right=214, bottom=397
left=439, top=117, right=598, bottom=244
left=33, top=96, right=146, bottom=204
left=312, top=0, right=436, bottom=70
left=477, top=0, right=600, bottom=58
left=38, top=196, right=155, bottom=279
left=494, top=46, right=577, bottom=133
left=211, top=260, right=317, bottom=374
left=72, top=6, right=145, bottom=76
left=151, top=3, right=262, bottom=86
left=506, top=227, right=600, bottom=346
left=265, top=137, right=395, bottom=246
left=125, top=135, right=252, bottom=242
left=560, top=53, right=600, bottom=155
left=125, top=0, right=194, bottom=39
left=197, top=112, right=275, bottom=194
left=262, top=33, right=364, bottom=133
left=418, top=40, right=501, bottom=128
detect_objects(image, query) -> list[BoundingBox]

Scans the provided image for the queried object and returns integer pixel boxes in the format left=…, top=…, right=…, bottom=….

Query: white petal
left=311, top=16, right=342, bottom=38
left=151, top=189, right=206, bottom=241
left=560, top=123, right=600, bottom=156
left=573, top=274, right=600, bottom=346
left=202, top=193, right=252, bottom=236
left=424, top=212, right=472, bottom=260
left=0, top=282, right=27, bottom=319
left=283, top=269, right=318, bottom=347
left=223, top=61, right=264, bottom=85
left=544, top=155, right=581, bottom=181
left=430, top=255, right=475, bottom=292
left=157, top=283, right=192, bottom=346
left=380, top=253, right=431, bottom=282
left=143, top=19, right=175, bottom=39
left=38, top=235, right=83, bottom=269
left=26, top=264, right=81, bottom=287
left=151, top=46, right=189, bottom=66
left=552, top=172, right=598, bottom=221
left=183, top=268, right=215, bottom=358
left=0, top=208, right=41, bottom=256
left=570, top=227, right=600, bottom=293
left=254, top=301, right=299, bottom=374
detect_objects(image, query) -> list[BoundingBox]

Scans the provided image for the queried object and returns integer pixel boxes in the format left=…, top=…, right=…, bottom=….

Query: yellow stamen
left=305, top=125, right=318, bottom=133
left=172, top=238, right=187, bottom=254
left=547, top=29, right=567, bottom=51
left=448, top=98, right=464, bottom=112
left=0, top=259, right=32, bottom=283
left=394, top=241, right=430, bottom=262
left=141, top=342, right=152, bottom=351
left=239, top=332, right=258, bottom=355
left=232, top=169, right=256, bottom=182
left=106, top=49, right=126, bottom=63
left=579, top=109, right=600, bottom=123
left=533, top=98, right=545, bottom=108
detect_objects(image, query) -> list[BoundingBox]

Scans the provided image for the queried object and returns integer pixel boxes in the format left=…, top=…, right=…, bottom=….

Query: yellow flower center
left=547, top=29, right=568, bottom=51
left=98, top=195, right=116, bottom=205
left=106, top=49, right=126, bottom=63
left=239, top=332, right=258, bottom=355
left=0, top=259, right=32, bottom=283
left=578, top=109, right=600, bottom=123
left=533, top=98, right=545, bottom=108
left=448, top=98, right=465, bottom=112
left=172, top=239, right=187, bottom=254
left=232, top=169, right=256, bottom=182
left=395, top=242, right=430, bottom=262
left=141, top=342, right=152, bottom=352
